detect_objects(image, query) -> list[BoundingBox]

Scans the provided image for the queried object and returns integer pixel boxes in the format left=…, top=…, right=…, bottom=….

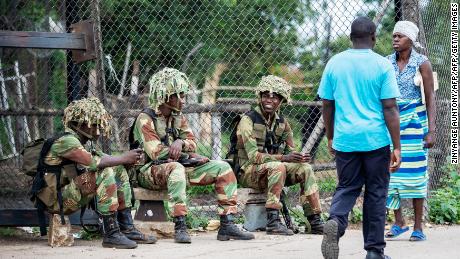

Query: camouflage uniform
left=40, top=97, right=154, bottom=248
left=41, top=131, right=131, bottom=215
left=236, top=76, right=322, bottom=216
left=135, top=67, right=253, bottom=243
left=133, top=102, right=237, bottom=217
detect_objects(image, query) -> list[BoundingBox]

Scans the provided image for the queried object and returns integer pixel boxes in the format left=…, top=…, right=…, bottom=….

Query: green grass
left=0, top=227, right=16, bottom=237
left=79, top=230, right=102, bottom=241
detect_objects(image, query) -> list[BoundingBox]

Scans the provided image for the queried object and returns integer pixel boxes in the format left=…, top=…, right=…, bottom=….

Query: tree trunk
left=200, top=63, right=227, bottom=145
left=401, top=0, right=428, bottom=55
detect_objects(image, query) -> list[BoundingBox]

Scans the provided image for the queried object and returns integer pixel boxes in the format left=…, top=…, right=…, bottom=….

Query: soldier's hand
left=300, top=153, right=311, bottom=163
left=124, top=148, right=143, bottom=165
left=169, top=139, right=184, bottom=161
left=189, top=153, right=210, bottom=165
left=281, top=152, right=307, bottom=163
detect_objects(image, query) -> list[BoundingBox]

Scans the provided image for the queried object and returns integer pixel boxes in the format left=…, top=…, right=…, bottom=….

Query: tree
left=100, top=0, right=311, bottom=94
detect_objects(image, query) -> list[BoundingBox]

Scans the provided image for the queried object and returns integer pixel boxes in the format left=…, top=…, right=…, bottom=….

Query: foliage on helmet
left=255, top=75, right=292, bottom=104
left=148, top=67, right=190, bottom=110
left=63, top=97, right=112, bottom=135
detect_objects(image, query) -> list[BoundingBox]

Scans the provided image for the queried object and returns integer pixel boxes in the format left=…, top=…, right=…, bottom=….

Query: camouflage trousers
left=138, top=160, right=237, bottom=217
left=56, top=165, right=132, bottom=215
left=240, top=161, right=321, bottom=215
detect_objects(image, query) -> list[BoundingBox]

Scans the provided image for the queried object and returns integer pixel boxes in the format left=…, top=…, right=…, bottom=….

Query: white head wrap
left=393, top=21, right=423, bottom=48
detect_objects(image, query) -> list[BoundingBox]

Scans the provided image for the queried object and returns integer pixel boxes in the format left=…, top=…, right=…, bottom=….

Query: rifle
left=280, top=189, right=299, bottom=233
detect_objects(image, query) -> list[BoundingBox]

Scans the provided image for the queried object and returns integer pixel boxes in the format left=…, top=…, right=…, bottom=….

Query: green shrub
left=350, top=207, right=363, bottom=224
left=429, top=162, right=460, bottom=224
left=185, top=211, right=210, bottom=229
left=0, top=227, right=17, bottom=237
left=318, top=176, right=337, bottom=193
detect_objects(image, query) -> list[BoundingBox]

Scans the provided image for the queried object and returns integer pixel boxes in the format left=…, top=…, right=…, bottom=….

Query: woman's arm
left=420, top=60, right=436, bottom=148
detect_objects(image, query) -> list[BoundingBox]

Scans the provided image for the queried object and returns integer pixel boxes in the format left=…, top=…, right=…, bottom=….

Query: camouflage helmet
left=63, top=97, right=112, bottom=136
left=148, top=67, right=190, bottom=110
left=255, top=75, right=292, bottom=104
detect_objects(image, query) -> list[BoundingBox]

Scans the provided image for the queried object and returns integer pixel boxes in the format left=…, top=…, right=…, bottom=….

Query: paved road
left=1, top=225, right=459, bottom=259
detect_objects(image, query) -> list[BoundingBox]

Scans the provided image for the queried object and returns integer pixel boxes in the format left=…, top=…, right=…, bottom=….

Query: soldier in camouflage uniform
left=235, top=75, right=324, bottom=235
left=41, top=97, right=156, bottom=249
left=132, top=68, right=255, bottom=243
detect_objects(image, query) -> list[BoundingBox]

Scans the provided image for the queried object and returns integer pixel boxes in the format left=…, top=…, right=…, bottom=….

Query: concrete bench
left=238, top=188, right=268, bottom=231
left=132, top=187, right=174, bottom=239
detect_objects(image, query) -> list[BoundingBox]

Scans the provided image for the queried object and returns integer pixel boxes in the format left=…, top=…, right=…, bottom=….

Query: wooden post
left=14, top=61, right=31, bottom=144
left=88, top=69, right=97, bottom=97
left=130, top=60, right=140, bottom=96
left=301, top=115, right=325, bottom=155
left=91, top=0, right=110, bottom=153
left=118, top=42, right=132, bottom=99
left=211, top=113, right=222, bottom=160
left=0, top=60, right=21, bottom=156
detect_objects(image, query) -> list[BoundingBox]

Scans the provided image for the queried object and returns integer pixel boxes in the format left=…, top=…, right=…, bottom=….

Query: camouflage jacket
left=43, top=129, right=102, bottom=180
left=132, top=110, right=196, bottom=173
left=236, top=106, right=295, bottom=171
left=37, top=128, right=102, bottom=208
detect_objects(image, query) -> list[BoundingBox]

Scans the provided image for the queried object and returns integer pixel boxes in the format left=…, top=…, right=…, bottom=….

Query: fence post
left=211, top=113, right=222, bottom=160
left=301, top=115, right=325, bottom=155
left=91, top=0, right=110, bottom=153
left=0, top=60, right=17, bottom=157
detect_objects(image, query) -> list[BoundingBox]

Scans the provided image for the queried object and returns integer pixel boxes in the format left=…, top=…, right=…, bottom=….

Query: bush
left=428, top=162, right=460, bottom=224
left=318, top=176, right=337, bottom=193
left=185, top=211, right=210, bottom=229
left=349, top=207, right=363, bottom=224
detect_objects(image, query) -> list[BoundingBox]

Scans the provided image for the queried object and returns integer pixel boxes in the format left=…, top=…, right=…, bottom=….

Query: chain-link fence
left=0, top=0, right=453, bottom=223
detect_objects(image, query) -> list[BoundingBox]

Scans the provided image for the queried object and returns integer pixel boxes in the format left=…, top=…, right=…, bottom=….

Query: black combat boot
left=173, top=215, right=191, bottom=243
left=365, top=250, right=391, bottom=259
left=101, top=213, right=137, bottom=249
left=217, top=214, right=255, bottom=241
left=266, top=209, right=294, bottom=235
left=117, top=208, right=157, bottom=244
left=307, top=213, right=325, bottom=234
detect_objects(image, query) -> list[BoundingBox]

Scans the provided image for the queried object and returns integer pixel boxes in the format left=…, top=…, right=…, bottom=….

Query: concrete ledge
left=135, top=220, right=174, bottom=239
left=133, top=187, right=168, bottom=201
left=238, top=188, right=267, bottom=205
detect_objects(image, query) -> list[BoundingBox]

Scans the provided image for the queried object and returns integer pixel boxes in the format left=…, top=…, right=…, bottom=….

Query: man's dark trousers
left=328, top=145, right=390, bottom=253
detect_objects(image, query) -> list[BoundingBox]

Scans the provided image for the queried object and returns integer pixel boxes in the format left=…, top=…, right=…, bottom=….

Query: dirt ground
left=1, top=225, right=460, bottom=259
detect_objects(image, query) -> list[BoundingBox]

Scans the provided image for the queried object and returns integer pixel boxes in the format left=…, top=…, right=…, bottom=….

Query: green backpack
left=21, top=133, right=72, bottom=236
left=21, top=138, right=49, bottom=177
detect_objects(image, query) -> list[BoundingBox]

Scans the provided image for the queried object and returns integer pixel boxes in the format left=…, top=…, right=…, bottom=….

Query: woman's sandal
left=409, top=229, right=426, bottom=241
left=385, top=225, right=409, bottom=238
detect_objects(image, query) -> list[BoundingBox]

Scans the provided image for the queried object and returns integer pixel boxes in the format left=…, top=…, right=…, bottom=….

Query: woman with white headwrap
left=385, top=21, right=437, bottom=242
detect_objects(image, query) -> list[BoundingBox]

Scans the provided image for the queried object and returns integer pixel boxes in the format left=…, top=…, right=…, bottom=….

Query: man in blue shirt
left=318, top=17, right=401, bottom=259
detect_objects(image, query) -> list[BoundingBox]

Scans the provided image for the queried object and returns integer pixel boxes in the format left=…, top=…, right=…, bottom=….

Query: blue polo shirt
left=318, top=49, right=400, bottom=152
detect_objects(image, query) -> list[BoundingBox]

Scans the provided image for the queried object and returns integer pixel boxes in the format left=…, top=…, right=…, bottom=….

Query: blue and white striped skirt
left=386, top=99, right=428, bottom=210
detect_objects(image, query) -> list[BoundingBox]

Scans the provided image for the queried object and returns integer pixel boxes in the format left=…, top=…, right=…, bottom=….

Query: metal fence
left=0, top=0, right=453, bottom=221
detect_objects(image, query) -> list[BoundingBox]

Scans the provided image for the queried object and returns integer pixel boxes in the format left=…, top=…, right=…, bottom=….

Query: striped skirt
left=386, top=99, right=428, bottom=210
